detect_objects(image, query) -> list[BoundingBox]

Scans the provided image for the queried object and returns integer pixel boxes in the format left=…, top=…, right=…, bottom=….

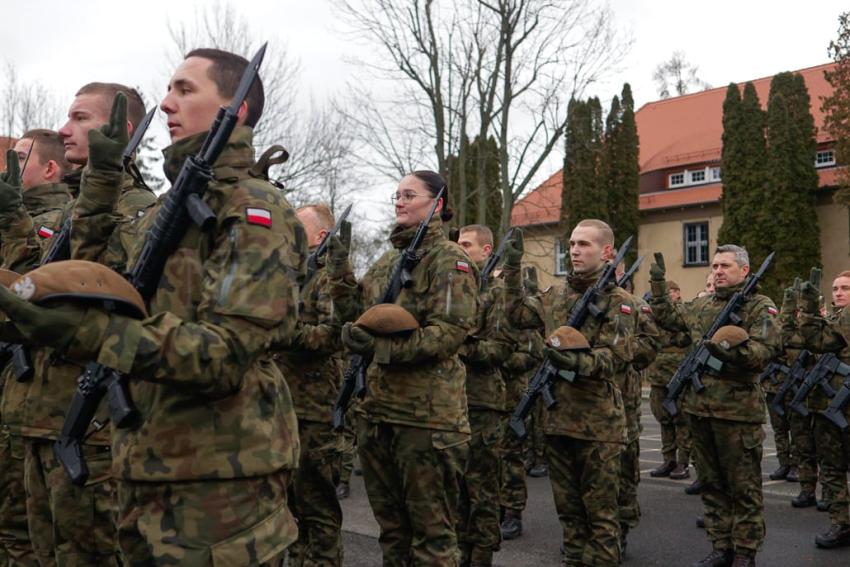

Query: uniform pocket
left=210, top=500, right=297, bottom=567
left=431, top=430, right=470, bottom=451
left=741, top=426, right=765, bottom=450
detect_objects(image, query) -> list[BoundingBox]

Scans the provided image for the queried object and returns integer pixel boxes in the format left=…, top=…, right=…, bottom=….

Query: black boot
left=685, top=479, right=704, bottom=495
left=786, top=466, right=799, bottom=482
left=732, top=550, right=756, bottom=566
left=670, top=463, right=691, bottom=480
left=500, top=510, right=523, bottom=540
left=817, top=499, right=830, bottom=512
left=815, top=523, right=850, bottom=548
left=692, top=549, right=733, bottom=567
left=791, top=490, right=816, bottom=508
left=649, top=460, right=676, bottom=478
left=768, top=464, right=791, bottom=481
left=696, top=516, right=705, bottom=529
left=528, top=464, right=548, bottom=478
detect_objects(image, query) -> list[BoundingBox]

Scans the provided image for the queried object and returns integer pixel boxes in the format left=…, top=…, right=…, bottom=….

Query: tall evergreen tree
left=759, top=72, right=821, bottom=299
left=822, top=12, right=850, bottom=205
left=562, top=97, right=606, bottom=233
left=604, top=84, right=640, bottom=262
left=446, top=135, right=502, bottom=235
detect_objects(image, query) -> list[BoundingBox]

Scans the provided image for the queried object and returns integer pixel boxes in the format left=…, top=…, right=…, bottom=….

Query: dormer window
left=669, top=173, right=685, bottom=188
left=816, top=149, right=836, bottom=168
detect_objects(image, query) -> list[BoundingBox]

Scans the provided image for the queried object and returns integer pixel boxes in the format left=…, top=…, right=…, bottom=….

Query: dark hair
left=20, top=129, right=72, bottom=175
left=185, top=48, right=265, bottom=128
left=75, top=83, right=146, bottom=130
left=411, top=170, right=453, bottom=222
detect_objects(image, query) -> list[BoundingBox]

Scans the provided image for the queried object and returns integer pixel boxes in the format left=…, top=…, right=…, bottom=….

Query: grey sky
left=2, top=0, right=846, bottom=211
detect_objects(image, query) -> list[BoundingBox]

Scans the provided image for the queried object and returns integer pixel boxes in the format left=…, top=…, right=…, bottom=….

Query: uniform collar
left=61, top=169, right=82, bottom=198
left=22, top=182, right=70, bottom=215
left=714, top=281, right=744, bottom=301
left=567, top=265, right=607, bottom=292
left=389, top=217, right=445, bottom=251
left=161, top=126, right=256, bottom=184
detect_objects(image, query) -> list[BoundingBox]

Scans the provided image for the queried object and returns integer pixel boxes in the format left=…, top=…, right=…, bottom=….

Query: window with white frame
left=669, top=166, right=719, bottom=189
left=683, top=222, right=710, bottom=266
left=690, top=170, right=705, bottom=183
left=555, top=238, right=569, bottom=275
left=669, top=173, right=685, bottom=188
left=710, top=166, right=721, bottom=181
left=816, top=149, right=836, bottom=168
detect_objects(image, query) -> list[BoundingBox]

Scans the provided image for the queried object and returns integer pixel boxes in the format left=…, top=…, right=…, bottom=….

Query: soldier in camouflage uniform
left=647, top=282, right=693, bottom=480
left=794, top=270, right=850, bottom=548
left=650, top=245, right=780, bottom=567
left=456, top=224, right=514, bottom=566
left=340, top=171, right=477, bottom=566
left=274, top=204, right=357, bottom=567
left=499, top=267, right=545, bottom=541
left=0, top=131, right=72, bottom=566
left=503, top=219, right=636, bottom=567
left=762, top=294, right=797, bottom=482
left=0, top=49, right=307, bottom=565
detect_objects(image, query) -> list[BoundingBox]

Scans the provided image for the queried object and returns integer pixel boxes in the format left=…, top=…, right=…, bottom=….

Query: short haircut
left=185, top=48, right=265, bottom=127
left=297, top=203, right=335, bottom=231
left=20, top=129, right=71, bottom=175
left=460, top=224, right=493, bottom=247
left=836, top=270, right=850, bottom=279
left=575, top=219, right=615, bottom=246
left=715, top=244, right=749, bottom=268
left=75, top=83, right=146, bottom=129
left=666, top=280, right=680, bottom=291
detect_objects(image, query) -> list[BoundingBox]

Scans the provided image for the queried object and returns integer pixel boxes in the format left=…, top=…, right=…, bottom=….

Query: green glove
left=503, top=229, right=524, bottom=269
left=0, top=149, right=23, bottom=217
left=341, top=322, right=375, bottom=356
left=799, top=267, right=822, bottom=314
left=545, top=346, right=579, bottom=372
left=327, top=220, right=352, bottom=277
left=781, top=278, right=800, bottom=313
left=649, top=252, right=666, bottom=282
left=703, top=339, right=744, bottom=366
left=0, top=286, right=93, bottom=353
left=87, top=92, right=129, bottom=173
left=523, top=266, right=539, bottom=294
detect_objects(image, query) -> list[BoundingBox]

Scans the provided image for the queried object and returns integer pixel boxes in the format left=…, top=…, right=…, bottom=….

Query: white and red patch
left=36, top=226, right=55, bottom=239
left=767, top=306, right=778, bottom=316
left=245, top=207, right=272, bottom=228
left=620, top=304, right=632, bottom=315
left=641, top=305, right=652, bottom=314
left=455, top=260, right=470, bottom=273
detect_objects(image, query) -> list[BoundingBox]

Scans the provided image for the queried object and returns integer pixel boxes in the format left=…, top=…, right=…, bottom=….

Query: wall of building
left=817, top=198, right=850, bottom=295
left=519, top=224, right=562, bottom=290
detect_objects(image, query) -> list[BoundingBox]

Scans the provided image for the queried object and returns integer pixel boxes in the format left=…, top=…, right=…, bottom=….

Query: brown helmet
left=711, top=325, right=749, bottom=349
left=10, top=260, right=147, bottom=319
left=355, top=304, right=419, bottom=336
left=546, top=326, right=591, bottom=351
left=0, top=269, right=20, bottom=289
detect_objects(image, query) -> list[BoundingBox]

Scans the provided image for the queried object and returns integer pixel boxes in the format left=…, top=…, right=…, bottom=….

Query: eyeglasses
left=391, top=191, right=433, bottom=204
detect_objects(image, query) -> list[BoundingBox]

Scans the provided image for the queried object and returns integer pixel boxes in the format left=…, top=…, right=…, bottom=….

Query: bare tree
left=0, top=62, right=64, bottom=139
left=653, top=50, right=712, bottom=99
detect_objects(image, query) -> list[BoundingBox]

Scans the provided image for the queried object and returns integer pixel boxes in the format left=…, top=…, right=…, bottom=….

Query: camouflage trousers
left=649, top=386, right=691, bottom=465
left=0, top=428, right=37, bottom=566
left=764, top=393, right=795, bottom=468
left=459, top=409, right=503, bottom=565
left=339, top=409, right=357, bottom=485
left=618, top=436, right=640, bottom=530
left=528, top=403, right=547, bottom=467
left=357, top=419, right=469, bottom=567
left=499, top=417, right=527, bottom=513
left=289, top=419, right=343, bottom=567
left=812, top=415, right=850, bottom=526
left=688, top=415, right=765, bottom=552
left=546, top=434, right=622, bottom=567
left=24, top=439, right=117, bottom=566
left=116, top=471, right=296, bottom=566
left=789, top=411, right=819, bottom=494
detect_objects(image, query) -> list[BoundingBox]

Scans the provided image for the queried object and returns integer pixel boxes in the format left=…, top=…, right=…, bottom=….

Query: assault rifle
left=617, top=255, right=644, bottom=289
left=508, top=235, right=634, bottom=440
left=303, top=203, right=352, bottom=288
left=759, top=361, right=789, bottom=385
left=480, top=228, right=516, bottom=292
left=788, top=352, right=848, bottom=417
left=54, top=44, right=268, bottom=485
left=662, top=252, right=775, bottom=417
left=767, top=350, right=811, bottom=417
left=823, top=374, right=850, bottom=430
left=332, top=187, right=446, bottom=431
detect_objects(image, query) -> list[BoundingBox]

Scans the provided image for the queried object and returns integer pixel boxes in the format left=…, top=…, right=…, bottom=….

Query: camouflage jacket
left=620, top=295, right=661, bottom=441
left=460, top=276, right=514, bottom=411
left=274, top=260, right=358, bottom=423
left=503, top=324, right=545, bottom=407
left=645, top=299, right=689, bottom=388
left=651, top=282, right=780, bottom=423
left=69, top=127, right=307, bottom=481
left=0, top=182, right=70, bottom=273
left=797, top=306, right=850, bottom=415
left=504, top=264, right=636, bottom=444
left=356, top=218, right=478, bottom=435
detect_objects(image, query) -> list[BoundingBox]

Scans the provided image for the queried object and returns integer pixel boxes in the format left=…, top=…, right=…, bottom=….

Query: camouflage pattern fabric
left=789, top=411, right=818, bottom=494
left=0, top=425, right=37, bottom=566
left=339, top=409, right=357, bottom=485
left=529, top=401, right=547, bottom=468
left=764, top=392, right=794, bottom=467
left=458, top=409, right=503, bottom=565
left=689, top=416, right=765, bottom=552
left=357, top=419, right=468, bottom=567
left=288, top=420, right=343, bottom=567
left=649, top=386, right=691, bottom=465
left=617, top=437, right=641, bottom=530
left=24, top=439, right=117, bottom=566
left=812, top=415, right=850, bottom=526
left=0, top=182, right=70, bottom=273
left=546, top=434, right=622, bottom=567
left=116, top=471, right=295, bottom=566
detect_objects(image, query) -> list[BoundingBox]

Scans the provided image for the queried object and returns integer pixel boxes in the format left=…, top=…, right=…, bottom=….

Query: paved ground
left=337, top=398, right=850, bottom=566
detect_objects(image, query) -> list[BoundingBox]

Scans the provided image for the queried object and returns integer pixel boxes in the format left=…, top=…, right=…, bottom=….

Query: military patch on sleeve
left=767, top=306, right=778, bottom=316
left=455, top=260, right=470, bottom=273
left=641, top=305, right=652, bottom=314
left=620, top=304, right=632, bottom=314
left=246, top=207, right=272, bottom=228
left=36, top=226, right=55, bottom=239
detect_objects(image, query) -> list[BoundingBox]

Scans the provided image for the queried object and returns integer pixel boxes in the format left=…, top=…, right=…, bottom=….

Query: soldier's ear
left=236, top=100, right=249, bottom=124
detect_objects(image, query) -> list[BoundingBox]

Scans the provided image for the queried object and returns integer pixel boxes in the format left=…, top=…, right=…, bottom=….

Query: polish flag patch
left=641, top=305, right=652, bottom=314
left=246, top=207, right=272, bottom=228
left=455, top=260, right=470, bottom=273
left=37, top=226, right=55, bottom=239
left=767, top=306, right=778, bottom=316
left=620, top=304, right=632, bottom=314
